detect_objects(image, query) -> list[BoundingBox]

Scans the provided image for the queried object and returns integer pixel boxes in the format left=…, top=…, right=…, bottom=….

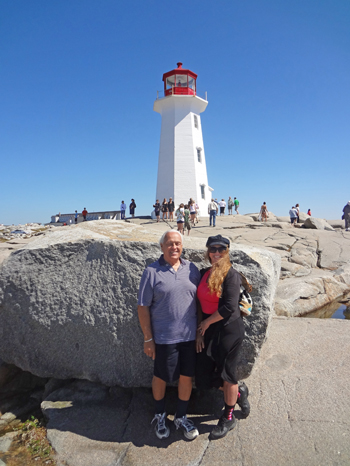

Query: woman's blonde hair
left=205, top=248, right=232, bottom=296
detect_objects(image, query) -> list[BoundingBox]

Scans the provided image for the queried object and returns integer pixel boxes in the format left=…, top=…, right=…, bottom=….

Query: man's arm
left=137, top=305, right=156, bottom=360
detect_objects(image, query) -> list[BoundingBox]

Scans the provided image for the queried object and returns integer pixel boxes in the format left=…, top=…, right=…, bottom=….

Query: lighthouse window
left=194, top=115, right=198, bottom=129
left=197, top=148, right=202, bottom=163
left=166, top=77, right=175, bottom=90
left=200, top=185, right=205, bottom=200
left=188, top=77, right=196, bottom=91
left=175, top=74, right=187, bottom=87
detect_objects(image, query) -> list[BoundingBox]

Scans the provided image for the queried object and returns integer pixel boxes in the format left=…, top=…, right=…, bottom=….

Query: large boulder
left=303, top=217, right=335, bottom=231
left=0, top=224, right=280, bottom=386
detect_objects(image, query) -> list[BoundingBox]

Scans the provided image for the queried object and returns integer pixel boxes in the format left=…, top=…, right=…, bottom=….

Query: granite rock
left=0, top=228, right=280, bottom=386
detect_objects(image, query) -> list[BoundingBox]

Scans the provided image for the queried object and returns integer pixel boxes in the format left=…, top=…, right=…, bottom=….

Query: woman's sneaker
left=210, top=414, right=237, bottom=440
left=174, top=415, right=199, bottom=440
left=237, top=381, right=250, bottom=417
left=151, top=412, right=170, bottom=439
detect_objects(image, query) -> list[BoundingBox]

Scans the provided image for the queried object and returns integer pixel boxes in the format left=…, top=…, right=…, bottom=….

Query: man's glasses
left=209, top=246, right=227, bottom=253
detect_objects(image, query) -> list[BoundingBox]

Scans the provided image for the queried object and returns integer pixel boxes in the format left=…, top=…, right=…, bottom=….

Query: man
left=74, top=210, right=78, bottom=224
left=234, top=197, right=239, bottom=214
left=120, top=201, right=126, bottom=220
left=289, top=206, right=298, bottom=226
left=82, top=208, right=88, bottom=221
left=208, top=199, right=218, bottom=227
left=137, top=231, right=200, bottom=440
left=342, top=201, right=350, bottom=231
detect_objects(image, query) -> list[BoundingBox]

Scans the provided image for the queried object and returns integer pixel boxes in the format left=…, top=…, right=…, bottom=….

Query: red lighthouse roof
left=162, top=62, right=197, bottom=96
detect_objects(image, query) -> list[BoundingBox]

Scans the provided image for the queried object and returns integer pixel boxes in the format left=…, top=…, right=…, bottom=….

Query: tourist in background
left=219, top=199, right=226, bottom=216
left=162, top=199, right=168, bottom=220
left=208, top=199, right=218, bottom=227
left=184, top=205, right=192, bottom=236
left=175, top=203, right=185, bottom=235
left=307, top=209, right=312, bottom=216
left=228, top=197, right=234, bottom=215
left=153, top=200, right=161, bottom=223
left=234, top=197, right=239, bottom=214
left=137, top=231, right=200, bottom=440
left=129, top=199, right=136, bottom=217
left=189, top=201, right=197, bottom=226
left=195, top=201, right=199, bottom=224
left=295, top=203, right=300, bottom=223
left=168, top=197, right=175, bottom=221
left=289, top=206, right=298, bottom=226
left=196, top=234, right=249, bottom=440
left=259, top=202, right=268, bottom=222
left=74, top=210, right=78, bottom=224
left=82, top=207, right=88, bottom=221
left=342, top=201, right=350, bottom=231
left=120, top=201, right=126, bottom=220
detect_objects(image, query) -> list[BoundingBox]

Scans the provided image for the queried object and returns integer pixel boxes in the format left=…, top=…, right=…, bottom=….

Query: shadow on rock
left=41, top=380, right=225, bottom=448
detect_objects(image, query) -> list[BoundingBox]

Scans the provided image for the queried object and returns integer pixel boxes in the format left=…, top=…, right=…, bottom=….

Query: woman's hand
left=198, top=319, right=210, bottom=336
left=196, top=332, right=205, bottom=353
left=143, top=340, right=156, bottom=360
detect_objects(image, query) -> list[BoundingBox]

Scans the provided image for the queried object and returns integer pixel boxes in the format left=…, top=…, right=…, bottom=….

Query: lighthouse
left=154, top=62, right=213, bottom=216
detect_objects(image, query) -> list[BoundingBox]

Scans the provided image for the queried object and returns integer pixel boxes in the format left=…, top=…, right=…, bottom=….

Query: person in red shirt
left=82, top=208, right=88, bottom=221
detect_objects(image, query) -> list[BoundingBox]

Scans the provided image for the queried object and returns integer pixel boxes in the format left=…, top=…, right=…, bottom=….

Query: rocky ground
left=0, top=213, right=349, bottom=465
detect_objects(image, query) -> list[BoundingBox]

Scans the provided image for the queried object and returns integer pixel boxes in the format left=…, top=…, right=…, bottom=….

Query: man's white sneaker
left=151, top=412, right=170, bottom=439
left=174, top=415, right=199, bottom=440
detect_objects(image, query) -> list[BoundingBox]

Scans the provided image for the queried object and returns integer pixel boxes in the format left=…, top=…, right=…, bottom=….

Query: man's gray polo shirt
left=138, top=255, right=201, bottom=345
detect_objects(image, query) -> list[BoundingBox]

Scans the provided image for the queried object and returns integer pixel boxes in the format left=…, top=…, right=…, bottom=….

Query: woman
left=196, top=235, right=249, bottom=440
left=153, top=200, right=161, bottom=222
left=295, top=203, right=300, bottom=223
left=189, top=201, right=197, bottom=226
left=129, top=199, right=136, bottom=217
left=307, top=209, right=312, bottom=216
left=175, top=203, right=185, bottom=235
left=162, top=199, right=168, bottom=220
left=168, top=197, right=175, bottom=221
left=259, top=202, right=268, bottom=222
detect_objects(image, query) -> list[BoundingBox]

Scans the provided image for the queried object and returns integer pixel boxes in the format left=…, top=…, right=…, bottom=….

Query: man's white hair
left=159, top=230, right=183, bottom=246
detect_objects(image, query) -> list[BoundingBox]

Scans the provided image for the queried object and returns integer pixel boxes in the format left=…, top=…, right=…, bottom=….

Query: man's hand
left=144, top=340, right=156, bottom=360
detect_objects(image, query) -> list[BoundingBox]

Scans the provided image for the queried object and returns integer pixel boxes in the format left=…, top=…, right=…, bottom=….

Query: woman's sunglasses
left=209, top=246, right=227, bottom=253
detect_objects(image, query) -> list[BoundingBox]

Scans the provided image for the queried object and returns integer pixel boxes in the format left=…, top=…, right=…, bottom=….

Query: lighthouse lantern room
left=154, top=62, right=212, bottom=216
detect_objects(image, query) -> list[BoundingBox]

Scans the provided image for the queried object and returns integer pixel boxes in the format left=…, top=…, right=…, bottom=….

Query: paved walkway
left=45, top=317, right=350, bottom=466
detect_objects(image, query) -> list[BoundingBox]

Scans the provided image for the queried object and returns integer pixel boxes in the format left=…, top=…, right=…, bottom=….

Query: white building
left=154, top=62, right=213, bottom=216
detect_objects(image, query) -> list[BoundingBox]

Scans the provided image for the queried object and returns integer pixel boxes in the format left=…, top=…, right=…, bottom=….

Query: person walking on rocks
left=295, top=203, right=300, bottom=223
left=234, top=197, right=239, bottom=214
left=196, top=235, right=250, bottom=440
left=228, top=197, right=234, bottom=215
left=219, top=199, right=226, bottom=216
left=137, top=231, right=201, bottom=440
left=259, top=202, right=268, bottom=222
left=307, top=208, right=312, bottom=216
left=208, top=199, right=218, bottom=227
left=129, top=199, right=136, bottom=217
left=120, top=201, right=126, bottom=220
left=184, top=204, right=192, bottom=236
left=342, top=201, right=350, bottom=231
left=74, top=210, right=78, bottom=224
left=289, top=206, right=298, bottom=226
left=82, top=208, right=88, bottom=221
left=175, top=203, right=185, bottom=235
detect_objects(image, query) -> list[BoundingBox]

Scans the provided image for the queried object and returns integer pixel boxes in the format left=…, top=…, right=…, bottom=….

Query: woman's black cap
left=206, top=235, right=230, bottom=248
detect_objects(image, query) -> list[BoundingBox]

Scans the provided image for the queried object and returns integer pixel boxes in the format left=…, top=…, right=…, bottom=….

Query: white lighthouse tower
left=154, top=62, right=213, bottom=216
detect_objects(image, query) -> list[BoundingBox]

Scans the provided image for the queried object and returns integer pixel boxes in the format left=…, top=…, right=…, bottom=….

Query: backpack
left=238, top=272, right=253, bottom=316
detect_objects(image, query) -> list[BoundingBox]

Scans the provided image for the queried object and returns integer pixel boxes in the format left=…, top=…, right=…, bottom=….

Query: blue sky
left=1, top=0, right=349, bottom=225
